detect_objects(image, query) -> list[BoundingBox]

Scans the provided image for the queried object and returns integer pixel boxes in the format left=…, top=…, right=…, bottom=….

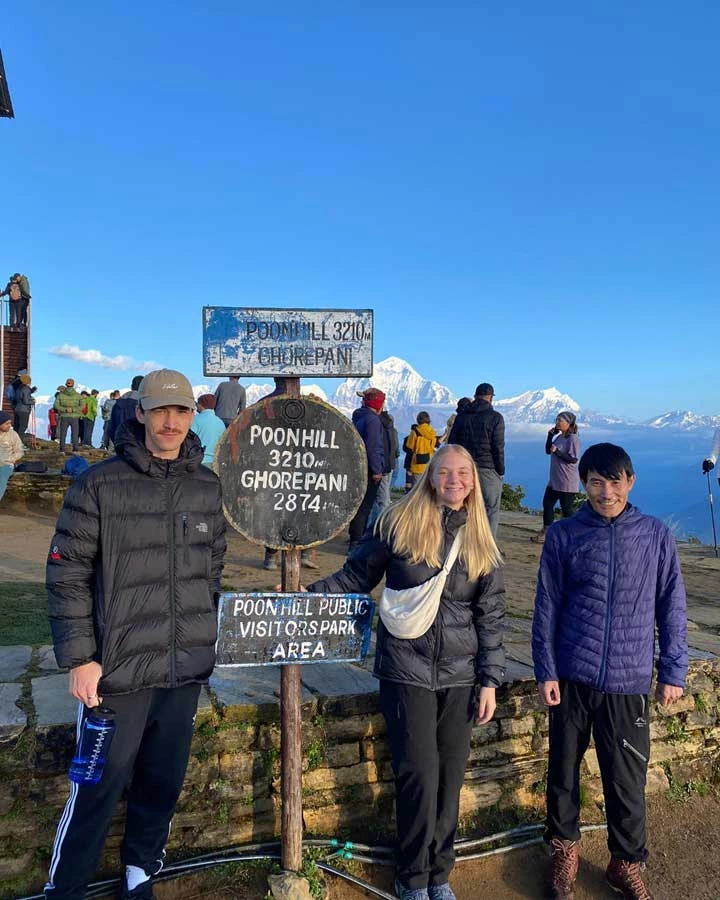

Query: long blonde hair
left=376, top=444, right=502, bottom=580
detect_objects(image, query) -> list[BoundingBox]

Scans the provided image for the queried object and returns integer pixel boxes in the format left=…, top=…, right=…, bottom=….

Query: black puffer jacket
left=447, top=399, right=505, bottom=476
left=307, top=508, right=505, bottom=689
left=47, top=420, right=227, bottom=696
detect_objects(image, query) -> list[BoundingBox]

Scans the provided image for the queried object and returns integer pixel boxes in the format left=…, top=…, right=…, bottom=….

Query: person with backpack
left=12, top=374, right=35, bottom=440
left=54, top=378, right=84, bottom=453
left=18, top=275, right=32, bottom=328
left=403, top=411, right=440, bottom=492
left=17, top=273, right=31, bottom=327
left=1, top=274, right=25, bottom=328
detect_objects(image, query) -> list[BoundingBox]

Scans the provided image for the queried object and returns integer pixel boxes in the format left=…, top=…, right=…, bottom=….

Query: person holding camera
left=531, top=411, right=580, bottom=544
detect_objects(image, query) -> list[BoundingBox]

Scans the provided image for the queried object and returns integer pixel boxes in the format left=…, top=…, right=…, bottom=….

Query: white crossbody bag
left=379, top=527, right=465, bottom=640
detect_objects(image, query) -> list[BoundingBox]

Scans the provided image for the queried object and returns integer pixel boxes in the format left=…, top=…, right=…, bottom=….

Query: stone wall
left=1, top=659, right=719, bottom=894
left=0, top=442, right=106, bottom=515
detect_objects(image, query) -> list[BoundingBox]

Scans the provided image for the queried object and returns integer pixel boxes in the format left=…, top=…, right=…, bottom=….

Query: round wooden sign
left=215, top=395, right=368, bottom=548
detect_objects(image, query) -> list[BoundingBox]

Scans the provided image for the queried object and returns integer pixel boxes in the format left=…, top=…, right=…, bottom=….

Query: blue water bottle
left=69, top=706, right=116, bottom=785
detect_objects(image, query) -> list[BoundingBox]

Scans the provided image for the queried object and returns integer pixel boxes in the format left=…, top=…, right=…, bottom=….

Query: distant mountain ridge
left=26, top=358, right=720, bottom=443
left=332, top=356, right=456, bottom=410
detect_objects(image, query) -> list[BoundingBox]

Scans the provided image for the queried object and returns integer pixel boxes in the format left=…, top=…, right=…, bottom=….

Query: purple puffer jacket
left=532, top=502, right=688, bottom=694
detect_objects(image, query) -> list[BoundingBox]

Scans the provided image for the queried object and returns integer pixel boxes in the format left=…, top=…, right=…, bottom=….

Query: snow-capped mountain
left=645, top=410, right=720, bottom=430
left=332, top=357, right=456, bottom=412
left=20, top=359, right=720, bottom=445
left=494, top=388, right=580, bottom=424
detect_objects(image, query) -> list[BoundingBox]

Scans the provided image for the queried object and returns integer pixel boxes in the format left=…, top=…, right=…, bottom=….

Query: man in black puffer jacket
left=44, top=369, right=226, bottom=900
left=448, top=382, right=505, bottom=537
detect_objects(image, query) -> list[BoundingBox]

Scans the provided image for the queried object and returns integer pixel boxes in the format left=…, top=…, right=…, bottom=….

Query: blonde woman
left=306, top=444, right=505, bottom=900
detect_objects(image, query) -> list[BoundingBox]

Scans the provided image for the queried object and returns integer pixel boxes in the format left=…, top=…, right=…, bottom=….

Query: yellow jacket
left=404, top=423, right=438, bottom=475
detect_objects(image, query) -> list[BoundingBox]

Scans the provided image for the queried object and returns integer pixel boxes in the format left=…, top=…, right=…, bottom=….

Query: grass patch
left=0, top=582, right=52, bottom=645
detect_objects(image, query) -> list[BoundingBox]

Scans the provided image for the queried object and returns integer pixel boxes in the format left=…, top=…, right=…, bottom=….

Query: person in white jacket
left=0, top=411, right=24, bottom=501
left=701, top=428, right=720, bottom=475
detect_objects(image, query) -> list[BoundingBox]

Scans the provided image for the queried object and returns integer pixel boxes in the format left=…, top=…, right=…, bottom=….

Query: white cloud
left=49, top=344, right=162, bottom=373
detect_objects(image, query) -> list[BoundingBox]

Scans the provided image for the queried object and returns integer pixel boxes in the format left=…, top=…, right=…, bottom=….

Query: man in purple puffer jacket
left=533, top=443, right=687, bottom=900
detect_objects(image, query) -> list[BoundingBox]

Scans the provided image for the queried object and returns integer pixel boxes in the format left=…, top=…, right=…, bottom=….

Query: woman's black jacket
left=307, top=507, right=505, bottom=690
left=46, top=420, right=227, bottom=696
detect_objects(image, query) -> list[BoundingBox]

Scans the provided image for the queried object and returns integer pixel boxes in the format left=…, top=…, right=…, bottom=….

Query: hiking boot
left=428, top=884, right=457, bottom=900
left=262, top=549, right=279, bottom=571
left=606, top=857, right=654, bottom=900
left=548, top=837, right=579, bottom=899
left=394, top=880, right=429, bottom=900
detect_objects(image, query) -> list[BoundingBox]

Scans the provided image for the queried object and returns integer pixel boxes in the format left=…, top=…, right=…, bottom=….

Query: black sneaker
left=118, top=880, right=154, bottom=900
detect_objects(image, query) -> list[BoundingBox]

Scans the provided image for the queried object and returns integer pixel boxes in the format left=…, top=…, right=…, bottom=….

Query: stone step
left=0, top=683, right=26, bottom=741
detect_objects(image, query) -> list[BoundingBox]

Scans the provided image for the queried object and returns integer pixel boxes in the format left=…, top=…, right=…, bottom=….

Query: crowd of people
left=0, top=361, right=705, bottom=899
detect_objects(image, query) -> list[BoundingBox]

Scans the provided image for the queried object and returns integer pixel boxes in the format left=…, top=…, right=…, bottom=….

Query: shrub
left=501, top=483, right=527, bottom=511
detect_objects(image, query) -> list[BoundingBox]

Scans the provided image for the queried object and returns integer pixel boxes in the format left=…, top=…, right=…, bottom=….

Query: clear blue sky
left=3, top=3, right=718, bottom=418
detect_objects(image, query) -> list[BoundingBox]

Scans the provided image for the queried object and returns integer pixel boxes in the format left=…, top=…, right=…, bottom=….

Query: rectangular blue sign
left=215, top=592, right=375, bottom=666
left=203, top=307, right=374, bottom=377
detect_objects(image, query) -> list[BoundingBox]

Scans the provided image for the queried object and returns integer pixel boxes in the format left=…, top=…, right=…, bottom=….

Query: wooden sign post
left=278, top=375, right=303, bottom=874
left=207, top=308, right=373, bottom=876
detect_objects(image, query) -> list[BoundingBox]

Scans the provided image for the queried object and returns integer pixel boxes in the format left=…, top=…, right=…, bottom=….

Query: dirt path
left=131, top=794, right=720, bottom=899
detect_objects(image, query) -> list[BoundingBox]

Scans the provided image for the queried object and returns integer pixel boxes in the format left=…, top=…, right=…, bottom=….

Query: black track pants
left=380, top=681, right=475, bottom=891
left=45, top=683, right=201, bottom=900
left=546, top=680, right=650, bottom=862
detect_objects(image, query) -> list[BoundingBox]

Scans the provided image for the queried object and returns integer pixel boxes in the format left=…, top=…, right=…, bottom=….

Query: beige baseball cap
left=138, top=369, right=195, bottom=410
